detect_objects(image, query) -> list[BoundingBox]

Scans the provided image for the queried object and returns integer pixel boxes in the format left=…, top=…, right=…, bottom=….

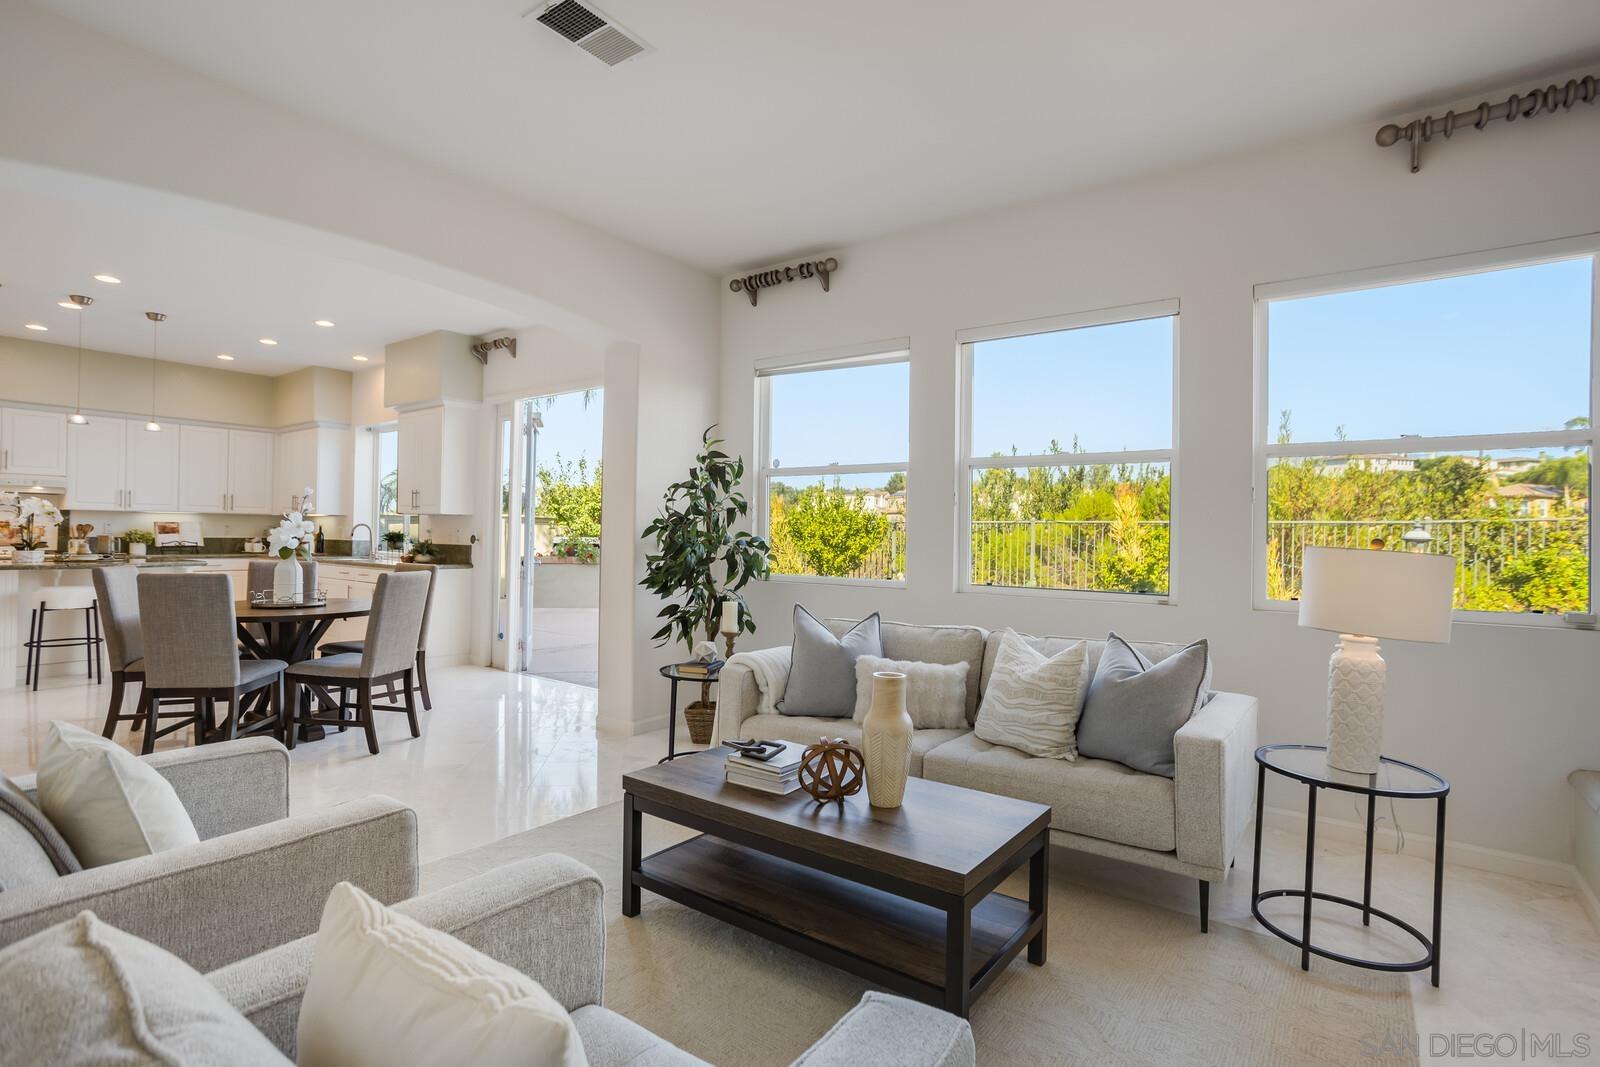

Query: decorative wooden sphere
left=798, top=738, right=865, bottom=807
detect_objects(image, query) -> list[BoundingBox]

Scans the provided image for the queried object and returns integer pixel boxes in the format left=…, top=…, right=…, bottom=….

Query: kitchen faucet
left=349, top=523, right=374, bottom=560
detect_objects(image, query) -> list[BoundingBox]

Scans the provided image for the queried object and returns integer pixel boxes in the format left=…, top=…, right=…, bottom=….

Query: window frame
left=754, top=339, right=912, bottom=586
left=956, top=298, right=1181, bottom=603
left=1251, top=233, right=1600, bottom=628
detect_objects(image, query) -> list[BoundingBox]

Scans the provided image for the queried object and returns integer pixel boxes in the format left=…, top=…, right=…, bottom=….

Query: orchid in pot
left=12, top=496, right=62, bottom=564
left=267, top=490, right=316, bottom=603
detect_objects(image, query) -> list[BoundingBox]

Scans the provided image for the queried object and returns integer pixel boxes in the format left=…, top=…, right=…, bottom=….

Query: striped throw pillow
left=974, top=629, right=1087, bottom=759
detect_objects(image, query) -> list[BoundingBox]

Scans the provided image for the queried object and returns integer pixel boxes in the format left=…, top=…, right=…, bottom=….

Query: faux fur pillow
left=974, top=629, right=1088, bottom=759
left=851, top=656, right=969, bottom=730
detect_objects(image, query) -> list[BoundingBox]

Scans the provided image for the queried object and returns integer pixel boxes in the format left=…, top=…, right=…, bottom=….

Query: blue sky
left=766, top=257, right=1592, bottom=466
left=534, top=389, right=605, bottom=477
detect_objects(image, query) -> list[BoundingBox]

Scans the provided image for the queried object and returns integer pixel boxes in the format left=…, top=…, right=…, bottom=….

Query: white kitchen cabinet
left=227, top=429, right=275, bottom=514
left=126, top=423, right=180, bottom=511
left=3, top=408, right=69, bottom=479
left=66, top=418, right=127, bottom=510
left=396, top=404, right=475, bottom=515
left=274, top=426, right=349, bottom=517
left=178, top=425, right=229, bottom=512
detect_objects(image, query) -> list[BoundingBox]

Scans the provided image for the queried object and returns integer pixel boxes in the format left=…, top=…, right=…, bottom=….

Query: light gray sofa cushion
left=830, top=618, right=987, bottom=724
left=1, top=772, right=80, bottom=891
left=573, top=1004, right=712, bottom=1066
left=792, top=992, right=975, bottom=1067
left=851, top=655, right=969, bottom=729
left=0, top=911, right=290, bottom=1065
left=922, top=732, right=1177, bottom=851
left=1077, top=633, right=1211, bottom=778
left=779, top=608, right=882, bottom=718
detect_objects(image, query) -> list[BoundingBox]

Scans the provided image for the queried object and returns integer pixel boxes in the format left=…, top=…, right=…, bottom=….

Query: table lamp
left=1298, top=546, right=1455, bottom=773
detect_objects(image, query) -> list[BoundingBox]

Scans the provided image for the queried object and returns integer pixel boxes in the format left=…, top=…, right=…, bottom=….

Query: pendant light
left=144, top=312, right=165, bottom=431
left=66, top=295, right=92, bottom=425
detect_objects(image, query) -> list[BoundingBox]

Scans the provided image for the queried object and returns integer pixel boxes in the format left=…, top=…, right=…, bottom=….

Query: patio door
left=490, top=400, right=541, bottom=672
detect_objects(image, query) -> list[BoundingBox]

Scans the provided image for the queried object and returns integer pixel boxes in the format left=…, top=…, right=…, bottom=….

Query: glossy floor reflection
left=0, top=665, right=664, bottom=863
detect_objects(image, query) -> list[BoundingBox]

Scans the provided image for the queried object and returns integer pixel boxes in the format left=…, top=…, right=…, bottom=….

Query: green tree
left=537, top=454, right=603, bottom=544
left=883, top=472, right=906, bottom=494
left=774, top=483, right=889, bottom=577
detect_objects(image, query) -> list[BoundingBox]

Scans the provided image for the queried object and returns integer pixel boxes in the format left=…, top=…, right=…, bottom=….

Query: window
left=757, top=346, right=909, bottom=581
left=373, top=425, right=418, bottom=552
left=959, top=301, right=1177, bottom=596
left=1255, top=241, right=1596, bottom=620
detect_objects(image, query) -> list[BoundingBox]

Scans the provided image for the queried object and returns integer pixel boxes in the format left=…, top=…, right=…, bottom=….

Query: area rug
left=424, top=803, right=1416, bottom=1066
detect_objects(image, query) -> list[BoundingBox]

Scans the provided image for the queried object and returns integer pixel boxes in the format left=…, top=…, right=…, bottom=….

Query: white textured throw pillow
left=851, top=656, right=969, bottom=729
left=36, top=721, right=199, bottom=868
left=974, top=629, right=1088, bottom=759
left=297, top=882, right=588, bottom=1067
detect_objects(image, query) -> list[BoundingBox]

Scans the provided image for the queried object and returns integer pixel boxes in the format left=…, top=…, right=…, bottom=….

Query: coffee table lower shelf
left=631, top=834, right=1041, bottom=1016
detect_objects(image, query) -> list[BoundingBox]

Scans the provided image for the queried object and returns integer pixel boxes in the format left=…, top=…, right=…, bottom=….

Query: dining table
left=234, top=597, right=372, bottom=741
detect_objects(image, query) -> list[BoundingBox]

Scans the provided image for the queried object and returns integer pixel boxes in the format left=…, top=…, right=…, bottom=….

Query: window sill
left=958, top=584, right=1175, bottom=606
left=765, top=573, right=906, bottom=590
left=1254, top=597, right=1592, bottom=632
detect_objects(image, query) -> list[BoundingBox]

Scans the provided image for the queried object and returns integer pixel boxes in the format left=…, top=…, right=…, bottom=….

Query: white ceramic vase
left=128, top=543, right=146, bottom=558
left=14, top=549, right=45, bottom=565
left=862, top=671, right=913, bottom=809
left=273, top=556, right=304, bottom=603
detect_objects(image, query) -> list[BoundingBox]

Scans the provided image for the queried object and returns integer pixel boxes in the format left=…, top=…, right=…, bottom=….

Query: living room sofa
left=0, top=737, right=418, bottom=972
left=206, top=854, right=974, bottom=1065
left=718, top=620, right=1259, bottom=928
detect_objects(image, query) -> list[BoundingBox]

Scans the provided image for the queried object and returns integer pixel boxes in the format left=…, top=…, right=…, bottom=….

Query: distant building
left=1318, top=454, right=1417, bottom=474
left=1495, top=483, right=1565, bottom=517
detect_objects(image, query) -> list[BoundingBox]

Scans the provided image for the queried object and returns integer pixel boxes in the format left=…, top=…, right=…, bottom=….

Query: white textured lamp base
left=1326, top=635, right=1386, bottom=773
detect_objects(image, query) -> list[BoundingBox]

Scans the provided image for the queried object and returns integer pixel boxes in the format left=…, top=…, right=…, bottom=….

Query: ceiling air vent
left=528, top=1, right=651, bottom=67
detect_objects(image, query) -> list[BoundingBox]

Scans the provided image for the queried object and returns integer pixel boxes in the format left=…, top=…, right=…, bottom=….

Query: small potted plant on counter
left=407, top=539, right=438, bottom=564
left=123, top=528, right=155, bottom=558
left=14, top=497, right=63, bottom=564
left=381, top=529, right=406, bottom=555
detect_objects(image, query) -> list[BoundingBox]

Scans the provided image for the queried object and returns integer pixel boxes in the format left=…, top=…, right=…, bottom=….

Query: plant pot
left=684, top=700, right=717, bottom=746
left=14, top=549, right=45, bottom=565
left=129, top=543, right=147, bottom=558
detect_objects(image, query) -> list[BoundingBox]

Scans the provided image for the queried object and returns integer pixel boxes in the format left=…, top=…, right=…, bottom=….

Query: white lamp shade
left=1297, top=546, right=1455, bottom=644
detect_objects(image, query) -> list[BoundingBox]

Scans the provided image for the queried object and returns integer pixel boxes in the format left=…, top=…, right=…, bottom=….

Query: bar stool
left=24, top=584, right=104, bottom=691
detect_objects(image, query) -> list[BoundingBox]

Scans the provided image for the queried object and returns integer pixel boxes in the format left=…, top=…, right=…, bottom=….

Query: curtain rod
left=1377, top=75, right=1597, bottom=173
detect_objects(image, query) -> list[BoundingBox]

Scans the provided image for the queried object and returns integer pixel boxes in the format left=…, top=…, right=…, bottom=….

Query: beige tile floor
left=4, top=665, right=1596, bottom=1058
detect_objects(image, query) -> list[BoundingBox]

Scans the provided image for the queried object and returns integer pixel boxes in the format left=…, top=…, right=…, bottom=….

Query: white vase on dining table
left=273, top=556, right=303, bottom=603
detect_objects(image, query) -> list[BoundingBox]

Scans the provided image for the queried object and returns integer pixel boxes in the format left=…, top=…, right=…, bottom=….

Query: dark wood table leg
left=1028, top=832, right=1048, bottom=965
left=944, top=897, right=973, bottom=1017
left=622, top=792, right=642, bottom=917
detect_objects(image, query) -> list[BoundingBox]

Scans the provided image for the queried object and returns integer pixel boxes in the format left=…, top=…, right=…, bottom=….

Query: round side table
left=1252, top=743, right=1449, bottom=986
left=658, top=663, right=720, bottom=763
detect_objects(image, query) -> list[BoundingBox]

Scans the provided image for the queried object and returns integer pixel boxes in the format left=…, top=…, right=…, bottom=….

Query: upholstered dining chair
left=283, top=570, right=428, bottom=756
left=319, top=562, right=436, bottom=710
left=136, top=573, right=288, bottom=752
left=91, top=566, right=145, bottom=739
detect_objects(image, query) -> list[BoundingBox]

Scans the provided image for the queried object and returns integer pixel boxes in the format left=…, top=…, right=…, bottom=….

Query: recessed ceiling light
left=23, top=323, right=47, bottom=332
left=216, top=353, right=235, bottom=361
left=352, top=354, right=370, bottom=362
left=58, top=297, right=89, bottom=310
left=313, top=319, right=335, bottom=328
left=258, top=337, right=278, bottom=346
left=93, top=274, right=122, bottom=284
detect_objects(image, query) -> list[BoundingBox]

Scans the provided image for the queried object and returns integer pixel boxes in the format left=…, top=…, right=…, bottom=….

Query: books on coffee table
left=724, top=741, right=806, bottom=796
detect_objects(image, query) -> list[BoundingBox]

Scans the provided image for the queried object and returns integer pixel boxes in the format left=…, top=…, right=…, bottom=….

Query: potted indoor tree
left=640, top=426, right=770, bottom=745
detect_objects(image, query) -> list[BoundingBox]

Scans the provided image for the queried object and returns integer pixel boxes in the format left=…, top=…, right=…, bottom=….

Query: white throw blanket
left=723, top=646, right=791, bottom=720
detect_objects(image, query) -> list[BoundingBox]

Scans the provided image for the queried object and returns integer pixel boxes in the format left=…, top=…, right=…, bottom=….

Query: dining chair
left=245, top=559, right=320, bottom=601
left=319, top=562, right=436, bottom=709
left=282, top=570, right=428, bottom=755
left=91, top=566, right=147, bottom=738
left=136, top=573, right=288, bottom=752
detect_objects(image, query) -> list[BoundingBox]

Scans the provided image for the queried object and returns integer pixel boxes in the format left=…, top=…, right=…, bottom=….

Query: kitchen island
left=0, top=554, right=472, bottom=688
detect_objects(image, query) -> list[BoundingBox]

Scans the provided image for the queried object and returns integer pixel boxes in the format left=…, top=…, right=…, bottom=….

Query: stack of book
left=675, top=659, right=724, bottom=677
left=724, top=741, right=805, bottom=796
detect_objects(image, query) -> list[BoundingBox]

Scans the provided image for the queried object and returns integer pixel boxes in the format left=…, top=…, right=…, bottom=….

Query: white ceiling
left=0, top=183, right=523, bottom=373
left=30, top=0, right=1600, bottom=272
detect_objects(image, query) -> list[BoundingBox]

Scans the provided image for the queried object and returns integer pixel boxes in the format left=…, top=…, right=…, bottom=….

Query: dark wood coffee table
left=622, top=748, right=1051, bottom=1017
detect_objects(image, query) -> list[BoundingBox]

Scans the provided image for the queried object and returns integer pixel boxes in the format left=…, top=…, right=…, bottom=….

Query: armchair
left=0, top=738, right=417, bottom=973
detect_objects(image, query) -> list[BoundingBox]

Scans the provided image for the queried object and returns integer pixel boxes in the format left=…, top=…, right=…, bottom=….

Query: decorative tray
left=251, top=596, right=329, bottom=609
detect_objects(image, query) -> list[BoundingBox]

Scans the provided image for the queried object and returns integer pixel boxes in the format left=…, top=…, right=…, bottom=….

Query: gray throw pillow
left=0, top=773, right=81, bottom=892
left=1076, top=633, right=1210, bottom=778
left=0, top=911, right=292, bottom=1065
left=777, top=607, right=882, bottom=718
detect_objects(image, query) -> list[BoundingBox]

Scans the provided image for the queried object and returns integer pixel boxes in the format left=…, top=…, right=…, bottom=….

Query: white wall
left=719, top=78, right=1600, bottom=866
left=0, top=5, right=722, bottom=736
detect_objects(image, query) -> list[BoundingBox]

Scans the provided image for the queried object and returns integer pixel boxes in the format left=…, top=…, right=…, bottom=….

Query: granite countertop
left=0, top=554, right=471, bottom=572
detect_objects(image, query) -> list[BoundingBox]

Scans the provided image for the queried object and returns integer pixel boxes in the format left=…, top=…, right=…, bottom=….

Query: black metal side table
left=658, top=663, right=720, bottom=763
left=1252, top=743, right=1449, bottom=986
